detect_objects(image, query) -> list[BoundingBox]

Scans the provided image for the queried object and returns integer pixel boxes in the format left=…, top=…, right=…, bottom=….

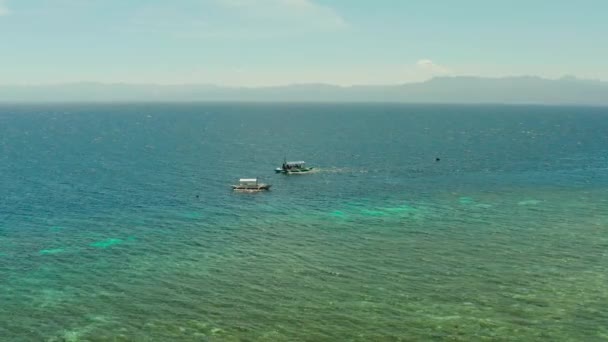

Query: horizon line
left=0, top=99, right=607, bottom=108
left=0, top=74, right=605, bottom=88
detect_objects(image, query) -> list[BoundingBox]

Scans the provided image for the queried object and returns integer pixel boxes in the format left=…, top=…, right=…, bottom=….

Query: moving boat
left=275, top=160, right=314, bottom=174
left=231, top=178, right=271, bottom=191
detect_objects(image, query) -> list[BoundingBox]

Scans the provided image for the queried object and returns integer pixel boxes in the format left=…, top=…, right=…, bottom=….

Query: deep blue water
left=1, top=103, right=608, bottom=341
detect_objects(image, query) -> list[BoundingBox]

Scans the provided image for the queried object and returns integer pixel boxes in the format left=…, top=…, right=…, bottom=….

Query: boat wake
left=314, top=167, right=369, bottom=174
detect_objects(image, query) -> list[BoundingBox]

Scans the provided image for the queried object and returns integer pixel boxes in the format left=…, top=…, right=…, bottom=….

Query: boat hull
left=232, top=184, right=272, bottom=191
left=275, top=167, right=314, bottom=174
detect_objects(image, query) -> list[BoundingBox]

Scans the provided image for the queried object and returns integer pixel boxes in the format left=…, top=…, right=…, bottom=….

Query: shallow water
left=1, top=103, right=607, bottom=341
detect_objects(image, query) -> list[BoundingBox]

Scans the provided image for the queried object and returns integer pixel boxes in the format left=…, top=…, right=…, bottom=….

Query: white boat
left=275, top=160, right=315, bottom=174
left=231, top=178, right=271, bottom=191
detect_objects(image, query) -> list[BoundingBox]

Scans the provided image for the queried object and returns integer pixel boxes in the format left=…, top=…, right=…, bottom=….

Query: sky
left=1, top=0, right=607, bottom=86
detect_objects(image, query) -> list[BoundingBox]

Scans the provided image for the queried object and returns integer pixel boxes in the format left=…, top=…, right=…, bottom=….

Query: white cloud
left=0, top=0, right=10, bottom=16
left=416, top=59, right=451, bottom=74
left=129, top=0, right=348, bottom=39
left=218, top=0, right=348, bottom=29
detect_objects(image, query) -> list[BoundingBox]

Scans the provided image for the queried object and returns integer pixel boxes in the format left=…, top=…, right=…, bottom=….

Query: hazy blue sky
left=1, top=0, right=607, bottom=86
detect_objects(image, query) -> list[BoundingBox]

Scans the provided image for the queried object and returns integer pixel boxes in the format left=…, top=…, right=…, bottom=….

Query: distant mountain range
left=1, top=76, right=607, bottom=105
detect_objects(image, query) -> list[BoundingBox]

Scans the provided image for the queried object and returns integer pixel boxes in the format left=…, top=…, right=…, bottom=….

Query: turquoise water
left=1, top=103, right=608, bottom=340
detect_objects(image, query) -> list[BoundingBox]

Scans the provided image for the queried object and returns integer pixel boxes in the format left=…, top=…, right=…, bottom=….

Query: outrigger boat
left=232, top=178, right=271, bottom=191
left=275, top=160, right=314, bottom=174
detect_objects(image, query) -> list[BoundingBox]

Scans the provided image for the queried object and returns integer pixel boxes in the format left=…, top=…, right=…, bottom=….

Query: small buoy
left=435, top=157, right=441, bottom=162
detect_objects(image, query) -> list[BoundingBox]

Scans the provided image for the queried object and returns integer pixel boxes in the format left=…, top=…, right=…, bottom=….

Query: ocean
left=1, top=103, right=607, bottom=341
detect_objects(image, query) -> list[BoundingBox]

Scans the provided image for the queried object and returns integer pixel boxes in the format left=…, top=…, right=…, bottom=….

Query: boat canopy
left=239, top=178, right=257, bottom=183
left=286, top=161, right=305, bottom=166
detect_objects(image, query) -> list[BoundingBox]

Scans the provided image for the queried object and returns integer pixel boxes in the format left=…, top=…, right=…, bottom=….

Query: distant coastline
left=1, top=76, right=607, bottom=106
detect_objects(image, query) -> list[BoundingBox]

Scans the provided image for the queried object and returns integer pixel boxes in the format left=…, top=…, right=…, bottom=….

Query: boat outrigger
left=232, top=178, right=271, bottom=191
left=275, top=160, right=314, bottom=174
